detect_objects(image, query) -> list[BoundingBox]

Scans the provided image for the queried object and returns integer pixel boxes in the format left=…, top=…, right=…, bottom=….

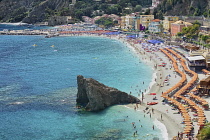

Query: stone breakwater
left=76, top=75, right=140, bottom=111
left=0, top=30, right=49, bottom=35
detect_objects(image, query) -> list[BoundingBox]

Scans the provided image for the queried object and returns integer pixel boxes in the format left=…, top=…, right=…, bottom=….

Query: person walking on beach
left=161, top=114, right=163, bottom=120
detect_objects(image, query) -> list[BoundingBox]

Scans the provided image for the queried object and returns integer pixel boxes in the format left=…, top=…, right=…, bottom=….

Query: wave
left=154, top=118, right=168, bottom=140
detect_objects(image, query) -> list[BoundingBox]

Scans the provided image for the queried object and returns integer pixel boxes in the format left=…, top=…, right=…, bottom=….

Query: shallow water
left=0, top=35, right=164, bottom=139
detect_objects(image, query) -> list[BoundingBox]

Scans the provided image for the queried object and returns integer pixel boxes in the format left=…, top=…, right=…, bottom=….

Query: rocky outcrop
left=76, top=75, right=140, bottom=111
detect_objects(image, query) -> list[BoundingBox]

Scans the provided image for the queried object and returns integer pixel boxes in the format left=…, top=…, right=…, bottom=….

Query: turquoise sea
left=0, top=24, right=54, bottom=31
left=0, top=31, right=166, bottom=139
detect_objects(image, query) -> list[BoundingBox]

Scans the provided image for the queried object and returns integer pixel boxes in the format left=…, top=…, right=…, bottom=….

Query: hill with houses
left=0, top=0, right=209, bottom=25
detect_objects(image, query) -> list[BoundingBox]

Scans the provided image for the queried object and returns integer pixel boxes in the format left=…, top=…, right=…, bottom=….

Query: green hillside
left=0, top=0, right=152, bottom=24
left=0, top=0, right=209, bottom=24
left=154, top=0, right=210, bottom=19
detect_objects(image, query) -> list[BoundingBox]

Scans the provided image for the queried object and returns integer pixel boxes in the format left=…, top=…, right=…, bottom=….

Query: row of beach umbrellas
left=160, top=47, right=208, bottom=134
left=166, top=48, right=207, bottom=128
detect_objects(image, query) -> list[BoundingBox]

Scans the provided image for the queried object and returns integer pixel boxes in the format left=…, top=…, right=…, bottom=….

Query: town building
left=152, top=0, right=161, bottom=8
left=48, top=16, right=74, bottom=26
left=134, top=16, right=141, bottom=30
left=120, top=16, right=126, bottom=29
left=171, top=20, right=192, bottom=36
left=139, top=15, right=154, bottom=29
left=200, top=26, right=210, bottom=35
left=125, top=14, right=135, bottom=30
left=82, top=16, right=95, bottom=24
left=163, top=16, right=179, bottom=33
left=148, top=19, right=162, bottom=33
left=120, top=14, right=136, bottom=30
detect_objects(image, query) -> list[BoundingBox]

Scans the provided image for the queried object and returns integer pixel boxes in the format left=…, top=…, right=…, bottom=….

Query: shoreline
left=0, top=22, right=29, bottom=26
left=61, top=33, right=183, bottom=139
left=121, top=36, right=183, bottom=139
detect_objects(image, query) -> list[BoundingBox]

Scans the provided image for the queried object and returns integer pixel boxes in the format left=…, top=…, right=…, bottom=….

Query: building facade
left=139, top=15, right=154, bottom=29
left=152, top=0, right=161, bottom=8
left=48, top=16, right=73, bottom=26
left=148, top=19, right=162, bottom=33
left=171, top=20, right=192, bottom=36
left=163, top=16, right=179, bottom=33
left=120, top=14, right=136, bottom=30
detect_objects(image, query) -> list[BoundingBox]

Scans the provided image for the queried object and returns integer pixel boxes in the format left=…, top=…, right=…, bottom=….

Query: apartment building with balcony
left=163, top=16, right=179, bottom=33
left=139, top=15, right=154, bottom=29
left=148, top=19, right=162, bottom=33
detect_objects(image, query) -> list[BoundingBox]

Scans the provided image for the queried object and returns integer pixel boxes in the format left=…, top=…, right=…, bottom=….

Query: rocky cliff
left=76, top=75, right=140, bottom=111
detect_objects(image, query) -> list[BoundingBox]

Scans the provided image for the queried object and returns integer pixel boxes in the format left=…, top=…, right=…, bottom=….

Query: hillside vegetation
left=0, top=0, right=209, bottom=24
left=0, top=0, right=151, bottom=23
left=154, top=0, right=210, bottom=19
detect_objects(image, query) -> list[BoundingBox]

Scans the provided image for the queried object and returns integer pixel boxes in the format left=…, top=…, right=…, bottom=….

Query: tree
left=95, top=17, right=115, bottom=28
left=177, top=32, right=184, bottom=37
left=193, top=20, right=201, bottom=26
left=201, top=35, right=210, bottom=43
left=197, top=123, right=210, bottom=140
left=98, top=4, right=108, bottom=12
left=134, top=5, right=142, bottom=12
left=165, top=0, right=172, bottom=10
left=144, top=9, right=150, bottom=15
left=179, top=23, right=201, bottom=41
left=118, top=0, right=129, bottom=8
left=75, top=10, right=83, bottom=20
left=123, top=7, right=132, bottom=15
left=107, top=5, right=118, bottom=14
left=104, top=19, right=114, bottom=28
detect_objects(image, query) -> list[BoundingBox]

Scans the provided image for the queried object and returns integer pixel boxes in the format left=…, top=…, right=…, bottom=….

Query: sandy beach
left=98, top=34, right=196, bottom=140
left=118, top=36, right=185, bottom=140
left=92, top=33, right=185, bottom=139
left=61, top=33, right=184, bottom=139
left=60, top=32, right=207, bottom=140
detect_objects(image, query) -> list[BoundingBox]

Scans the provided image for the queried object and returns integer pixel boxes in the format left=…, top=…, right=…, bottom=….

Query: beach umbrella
left=184, top=128, right=192, bottom=131
left=183, top=131, right=191, bottom=134
left=185, top=124, right=192, bottom=126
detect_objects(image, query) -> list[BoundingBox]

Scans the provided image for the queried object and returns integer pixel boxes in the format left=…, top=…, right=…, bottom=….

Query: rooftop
left=172, top=20, right=192, bottom=25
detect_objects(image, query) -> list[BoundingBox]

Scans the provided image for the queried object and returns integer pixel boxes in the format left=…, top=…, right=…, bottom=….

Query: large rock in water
left=76, top=75, right=140, bottom=111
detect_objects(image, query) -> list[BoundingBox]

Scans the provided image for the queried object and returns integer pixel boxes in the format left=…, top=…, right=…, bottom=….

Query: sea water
left=0, top=24, right=54, bottom=31
left=0, top=35, right=165, bottom=140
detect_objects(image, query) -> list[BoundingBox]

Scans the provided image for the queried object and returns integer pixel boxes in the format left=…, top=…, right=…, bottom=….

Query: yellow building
left=135, top=17, right=141, bottom=30
left=120, top=16, right=126, bottom=29
left=120, top=14, right=135, bottom=30
left=163, top=16, right=179, bottom=33
left=139, top=15, right=154, bottom=29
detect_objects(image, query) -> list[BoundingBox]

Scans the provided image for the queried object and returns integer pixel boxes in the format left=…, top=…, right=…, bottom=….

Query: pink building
left=171, top=20, right=192, bottom=36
